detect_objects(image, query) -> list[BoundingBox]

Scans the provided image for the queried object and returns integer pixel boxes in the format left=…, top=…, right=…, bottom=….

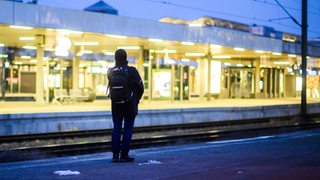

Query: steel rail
left=1, top=115, right=320, bottom=163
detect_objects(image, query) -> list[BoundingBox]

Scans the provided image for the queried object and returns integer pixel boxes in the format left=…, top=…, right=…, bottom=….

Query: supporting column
left=263, top=69, right=268, bottom=98
left=199, top=60, right=206, bottom=100
left=1, top=52, right=5, bottom=101
left=36, top=46, right=45, bottom=104
left=59, top=59, right=63, bottom=90
left=137, top=46, right=144, bottom=101
left=148, top=51, right=153, bottom=101
left=179, top=64, right=183, bottom=101
left=206, top=51, right=212, bottom=101
left=73, top=47, right=80, bottom=90
left=255, top=59, right=261, bottom=98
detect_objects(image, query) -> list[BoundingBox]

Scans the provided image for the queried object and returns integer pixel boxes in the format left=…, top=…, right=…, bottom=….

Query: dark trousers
left=111, top=103, right=136, bottom=154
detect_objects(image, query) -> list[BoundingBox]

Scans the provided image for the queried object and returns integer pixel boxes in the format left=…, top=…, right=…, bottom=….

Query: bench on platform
left=52, top=89, right=92, bottom=105
left=52, top=89, right=72, bottom=105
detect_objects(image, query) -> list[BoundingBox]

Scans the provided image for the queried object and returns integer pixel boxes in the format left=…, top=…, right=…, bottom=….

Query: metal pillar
left=73, top=47, right=80, bottom=90
left=206, top=51, right=212, bottom=101
left=301, top=0, right=308, bottom=120
left=1, top=53, right=5, bottom=101
left=36, top=46, right=45, bottom=104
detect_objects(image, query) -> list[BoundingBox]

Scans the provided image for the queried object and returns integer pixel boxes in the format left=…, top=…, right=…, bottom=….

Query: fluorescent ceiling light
left=23, top=46, right=36, bottom=49
left=109, top=34, right=127, bottom=39
left=10, top=25, right=33, bottom=30
left=82, top=50, right=92, bottom=54
left=74, top=42, right=99, bottom=46
left=57, top=29, right=83, bottom=35
left=212, top=55, right=231, bottom=59
left=274, top=61, right=289, bottom=65
left=155, top=49, right=176, bottom=53
left=188, top=23, right=203, bottom=27
left=255, top=50, right=264, bottom=53
left=19, top=36, right=35, bottom=41
left=272, top=52, right=282, bottom=56
left=236, top=64, right=244, bottom=67
left=185, top=52, right=205, bottom=56
left=117, top=46, right=140, bottom=50
left=20, top=56, right=31, bottom=59
left=181, top=58, right=190, bottom=62
left=288, top=54, right=297, bottom=57
left=0, top=44, right=4, bottom=47
left=210, top=44, right=222, bottom=49
left=148, top=38, right=163, bottom=42
left=104, top=52, right=114, bottom=55
left=181, top=42, right=194, bottom=46
left=234, top=47, right=245, bottom=51
left=224, top=62, right=231, bottom=66
left=14, top=61, right=23, bottom=65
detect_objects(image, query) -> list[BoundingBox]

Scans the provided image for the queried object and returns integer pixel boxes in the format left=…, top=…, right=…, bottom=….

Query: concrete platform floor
left=1, top=97, right=319, bottom=114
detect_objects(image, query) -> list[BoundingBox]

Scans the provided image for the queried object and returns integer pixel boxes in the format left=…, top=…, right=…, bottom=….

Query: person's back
left=107, top=49, right=144, bottom=162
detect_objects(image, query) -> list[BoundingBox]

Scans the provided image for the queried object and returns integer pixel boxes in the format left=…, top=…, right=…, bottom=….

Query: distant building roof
left=84, top=0, right=118, bottom=15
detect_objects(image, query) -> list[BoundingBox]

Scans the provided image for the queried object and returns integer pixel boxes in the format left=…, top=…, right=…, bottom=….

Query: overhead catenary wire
left=143, top=0, right=319, bottom=37
left=274, top=0, right=301, bottom=27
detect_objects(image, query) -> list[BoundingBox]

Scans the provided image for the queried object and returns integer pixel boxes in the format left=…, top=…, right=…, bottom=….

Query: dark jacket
left=107, top=61, right=144, bottom=116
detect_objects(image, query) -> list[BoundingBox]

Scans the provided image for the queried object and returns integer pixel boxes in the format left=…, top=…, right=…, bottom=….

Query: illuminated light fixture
left=181, top=58, right=190, bottom=62
left=82, top=50, right=92, bottom=54
left=255, top=50, right=264, bottom=53
left=143, top=63, right=149, bottom=67
left=23, top=46, right=36, bottom=49
left=212, top=55, right=231, bottom=59
left=236, top=64, right=244, bottom=67
left=148, top=38, right=164, bottom=42
left=210, top=44, right=222, bottom=49
left=0, top=44, right=4, bottom=47
left=10, top=25, right=33, bottom=30
left=185, top=52, right=205, bottom=56
left=57, top=29, right=83, bottom=35
left=117, top=46, right=140, bottom=50
left=104, top=51, right=114, bottom=55
left=19, top=36, right=35, bottom=41
left=69, top=30, right=83, bottom=35
left=14, top=61, right=23, bottom=65
left=288, top=54, right=296, bottom=57
left=109, top=34, right=127, bottom=39
left=74, top=42, right=99, bottom=46
left=30, top=59, right=37, bottom=63
left=234, top=47, right=245, bottom=51
left=20, top=56, right=31, bottom=59
left=272, top=52, right=282, bottom=56
left=181, top=42, right=194, bottom=46
left=224, top=62, right=231, bottom=66
left=188, top=23, right=203, bottom=27
left=274, top=61, right=290, bottom=65
left=155, top=49, right=176, bottom=53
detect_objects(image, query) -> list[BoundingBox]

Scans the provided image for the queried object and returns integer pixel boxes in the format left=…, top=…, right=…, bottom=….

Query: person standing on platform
left=107, top=49, right=144, bottom=162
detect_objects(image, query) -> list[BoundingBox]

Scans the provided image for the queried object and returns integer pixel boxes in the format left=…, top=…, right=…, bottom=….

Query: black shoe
left=120, top=153, right=134, bottom=162
left=112, top=153, right=119, bottom=162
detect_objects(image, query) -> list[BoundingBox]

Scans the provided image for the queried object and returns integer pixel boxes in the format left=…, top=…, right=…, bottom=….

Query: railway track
left=1, top=115, right=320, bottom=163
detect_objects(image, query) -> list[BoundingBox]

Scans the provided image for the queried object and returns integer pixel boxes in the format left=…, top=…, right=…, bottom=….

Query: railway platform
left=1, top=98, right=320, bottom=135
left=0, top=97, right=314, bottom=114
left=0, top=128, right=319, bottom=179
